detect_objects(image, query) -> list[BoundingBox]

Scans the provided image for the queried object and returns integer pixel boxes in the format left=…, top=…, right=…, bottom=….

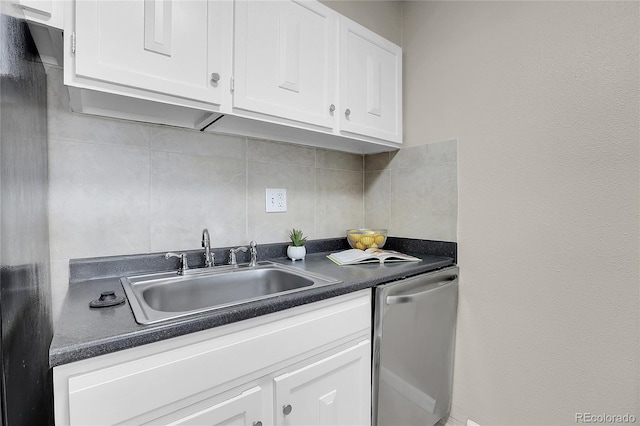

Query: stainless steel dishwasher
left=372, top=266, right=459, bottom=426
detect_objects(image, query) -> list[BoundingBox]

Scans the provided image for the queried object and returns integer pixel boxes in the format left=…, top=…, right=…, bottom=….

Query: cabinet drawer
left=59, top=292, right=370, bottom=425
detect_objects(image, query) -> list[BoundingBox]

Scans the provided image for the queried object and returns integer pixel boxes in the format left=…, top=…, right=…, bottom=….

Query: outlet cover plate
left=266, top=188, right=287, bottom=212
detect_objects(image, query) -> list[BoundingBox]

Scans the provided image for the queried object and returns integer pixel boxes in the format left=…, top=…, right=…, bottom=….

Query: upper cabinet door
left=19, top=0, right=64, bottom=29
left=73, top=0, right=230, bottom=106
left=233, top=0, right=337, bottom=129
left=339, top=17, right=402, bottom=144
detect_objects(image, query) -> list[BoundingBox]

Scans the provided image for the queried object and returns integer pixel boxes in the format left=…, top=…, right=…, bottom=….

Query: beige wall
left=320, top=0, right=403, bottom=45
left=403, top=1, right=639, bottom=424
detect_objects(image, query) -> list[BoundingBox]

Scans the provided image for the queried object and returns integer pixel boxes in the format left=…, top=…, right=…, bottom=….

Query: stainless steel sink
left=121, top=261, right=342, bottom=324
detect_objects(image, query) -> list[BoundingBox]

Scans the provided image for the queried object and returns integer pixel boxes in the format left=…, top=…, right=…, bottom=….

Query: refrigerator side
left=0, top=3, right=53, bottom=424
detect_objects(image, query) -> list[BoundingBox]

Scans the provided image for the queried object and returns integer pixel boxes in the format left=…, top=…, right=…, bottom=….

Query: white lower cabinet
left=157, top=386, right=265, bottom=426
left=274, top=341, right=371, bottom=426
left=54, top=290, right=371, bottom=426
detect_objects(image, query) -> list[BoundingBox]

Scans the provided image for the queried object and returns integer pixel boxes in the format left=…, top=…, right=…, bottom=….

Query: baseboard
left=443, top=402, right=481, bottom=426
left=442, top=416, right=465, bottom=426
left=443, top=418, right=481, bottom=426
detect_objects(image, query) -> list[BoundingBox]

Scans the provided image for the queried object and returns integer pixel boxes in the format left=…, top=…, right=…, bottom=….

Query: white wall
left=403, top=1, right=639, bottom=424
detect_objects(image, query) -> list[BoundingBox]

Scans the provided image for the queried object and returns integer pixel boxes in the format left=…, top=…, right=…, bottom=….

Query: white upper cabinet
left=229, top=0, right=403, bottom=148
left=72, top=0, right=230, bottom=107
left=64, top=0, right=233, bottom=128
left=19, top=0, right=64, bottom=29
left=339, top=16, right=402, bottom=144
left=233, top=0, right=337, bottom=129
left=55, top=0, right=402, bottom=152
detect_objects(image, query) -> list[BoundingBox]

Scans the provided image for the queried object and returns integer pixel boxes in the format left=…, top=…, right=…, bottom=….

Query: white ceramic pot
left=287, top=245, right=306, bottom=261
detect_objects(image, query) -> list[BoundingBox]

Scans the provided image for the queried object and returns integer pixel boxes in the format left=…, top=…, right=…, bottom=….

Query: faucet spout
left=202, top=228, right=214, bottom=267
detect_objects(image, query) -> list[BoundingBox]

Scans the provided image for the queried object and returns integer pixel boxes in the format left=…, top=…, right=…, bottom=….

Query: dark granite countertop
left=50, top=238, right=455, bottom=367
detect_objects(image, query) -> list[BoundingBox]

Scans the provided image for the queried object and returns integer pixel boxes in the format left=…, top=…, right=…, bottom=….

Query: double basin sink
left=121, top=261, right=342, bottom=324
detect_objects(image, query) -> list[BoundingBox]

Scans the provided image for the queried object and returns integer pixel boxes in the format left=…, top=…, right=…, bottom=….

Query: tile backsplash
left=365, top=140, right=458, bottom=243
left=46, top=66, right=457, bottom=321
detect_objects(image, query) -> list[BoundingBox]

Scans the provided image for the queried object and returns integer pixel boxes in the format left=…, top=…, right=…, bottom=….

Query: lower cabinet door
left=274, top=340, right=371, bottom=426
left=163, top=386, right=265, bottom=426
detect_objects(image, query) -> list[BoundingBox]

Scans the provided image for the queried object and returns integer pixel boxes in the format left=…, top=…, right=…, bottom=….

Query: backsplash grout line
left=387, top=168, right=392, bottom=233
left=245, top=137, right=249, bottom=243
left=147, top=130, right=152, bottom=253
left=313, top=156, right=318, bottom=240
left=48, top=136, right=150, bottom=152
left=148, top=147, right=246, bottom=162
left=362, top=155, right=366, bottom=227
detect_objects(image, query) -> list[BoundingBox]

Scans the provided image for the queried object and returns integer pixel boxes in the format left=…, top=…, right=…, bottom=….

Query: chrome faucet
left=202, top=228, right=214, bottom=267
left=228, top=245, right=248, bottom=266
left=165, top=252, right=189, bottom=275
left=249, top=241, right=258, bottom=267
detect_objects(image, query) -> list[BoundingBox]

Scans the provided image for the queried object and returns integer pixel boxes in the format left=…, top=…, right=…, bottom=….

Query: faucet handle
left=249, top=241, right=258, bottom=267
left=165, top=252, right=189, bottom=274
left=228, top=246, right=248, bottom=265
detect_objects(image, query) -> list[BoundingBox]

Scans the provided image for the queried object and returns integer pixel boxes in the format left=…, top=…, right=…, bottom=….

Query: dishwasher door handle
left=385, top=278, right=457, bottom=305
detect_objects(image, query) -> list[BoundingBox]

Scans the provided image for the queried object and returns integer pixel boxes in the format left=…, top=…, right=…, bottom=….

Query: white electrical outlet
left=265, top=188, right=287, bottom=212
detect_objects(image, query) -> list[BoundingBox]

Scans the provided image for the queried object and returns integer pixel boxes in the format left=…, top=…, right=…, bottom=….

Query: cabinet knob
left=210, top=73, right=220, bottom=83
left=345, top=108, right=351, bottom=117
left=253, top=422, right=263, bottom=426
left=283, top=404, right=293, bottom=415
left=329, top=104, right=335, bottom=113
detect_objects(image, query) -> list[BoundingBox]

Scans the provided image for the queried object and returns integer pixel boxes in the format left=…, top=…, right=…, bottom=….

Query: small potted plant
left=287, top=228, right=307, bottom=261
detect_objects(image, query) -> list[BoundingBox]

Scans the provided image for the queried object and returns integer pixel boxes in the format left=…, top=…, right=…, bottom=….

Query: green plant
left=288, top=228, right=308, bottom=247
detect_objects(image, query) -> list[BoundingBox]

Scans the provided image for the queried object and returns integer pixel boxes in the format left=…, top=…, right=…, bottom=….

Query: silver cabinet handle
left=283, top=404, right=292, bottom=415
left=386, top=278, right=457, bottom=305
left=210, top=72, right=220, bottom=83
left=345, top=108, right=351, bottom=117
left=253, top=422, right=263, bottom=426
left=329, top=104, right=335, bottom=113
